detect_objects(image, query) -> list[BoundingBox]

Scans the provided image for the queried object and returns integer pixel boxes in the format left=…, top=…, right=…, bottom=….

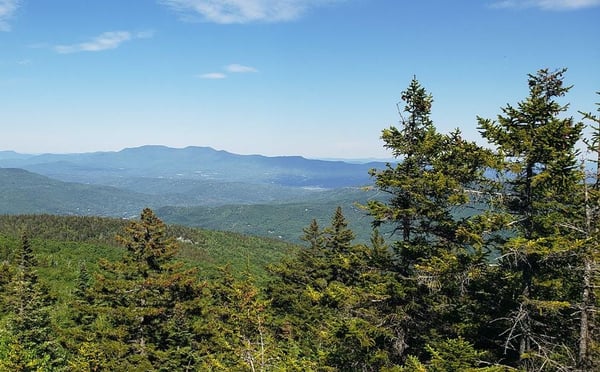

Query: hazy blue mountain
left=0, top=151, right=33, bottom=160
left=0, top=145, right=384, bottom=188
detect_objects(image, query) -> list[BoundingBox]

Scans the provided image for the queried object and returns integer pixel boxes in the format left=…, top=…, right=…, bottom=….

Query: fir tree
left=197, top=266, right=305, bottom=370
left=70, top=208, right=207, bottom=370
left=366, top=77, right=494, bottom=361
left=0, top=233, right=61, bottom=371
left=269, top=208, right=406, bottom=370
left=478, top=68, right=586, bottom=369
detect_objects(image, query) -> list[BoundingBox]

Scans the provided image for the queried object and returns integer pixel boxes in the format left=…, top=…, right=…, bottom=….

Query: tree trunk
left=578, top=256, right=592, bottom=370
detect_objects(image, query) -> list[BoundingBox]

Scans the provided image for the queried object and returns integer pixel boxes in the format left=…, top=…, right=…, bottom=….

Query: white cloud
left=54, top=30, right=153, bottom=54
left=0, top=0, right=19, bottom=31
left=225, top=63, right=258, bottom=73
left=491, top=0, right=600, bottom=10
left=159, top=0, right=340, bottom=24
left=197, top=72, right=227, bottom=79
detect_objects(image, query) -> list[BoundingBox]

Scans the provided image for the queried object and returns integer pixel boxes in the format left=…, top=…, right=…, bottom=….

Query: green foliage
left=269, top=208, right=406, bottom=370
left=0, top=168, right=151, bottom=217
left=426, top=338, right=488, bottom=372
left=397, top=338, right=512, bottom=372
left=0, top=234, right=64, bottom=370
left=198, top=267, right=309, bottom=370
left=0, top=214, right=297, bottom=283
left=0, top=212, right=301, bottom=369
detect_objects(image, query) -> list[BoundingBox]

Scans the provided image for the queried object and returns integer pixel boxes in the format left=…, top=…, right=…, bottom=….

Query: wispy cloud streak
left=159, top=0, right=341, bottom=24
left=0, top=0, right=19, bottom=31
left=225, top=64, right=258, bottom=73
left=54, top=30, right=154, bottom=54
left=491, top=0, right=600, bottom=10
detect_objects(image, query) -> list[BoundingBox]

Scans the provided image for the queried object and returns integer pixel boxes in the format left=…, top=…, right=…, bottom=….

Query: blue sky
left=1, top=0, right=599, bottom=159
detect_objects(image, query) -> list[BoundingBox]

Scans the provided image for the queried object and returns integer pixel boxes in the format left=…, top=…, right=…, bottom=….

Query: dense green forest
left=156, top=187, right=381, bottom=244
left=0, top=69, right=598, bottom=371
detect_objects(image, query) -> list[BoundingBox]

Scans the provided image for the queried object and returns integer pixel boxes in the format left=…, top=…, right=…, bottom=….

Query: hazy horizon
left=2, top=1, right=599, bottom=159
left=0, top=143, right=400, bottom=163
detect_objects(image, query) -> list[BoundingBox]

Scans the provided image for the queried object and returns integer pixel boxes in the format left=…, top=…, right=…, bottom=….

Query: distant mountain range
left=0, top=145, right=386, bottom=188
left=0, top=146, right=389, bottom=240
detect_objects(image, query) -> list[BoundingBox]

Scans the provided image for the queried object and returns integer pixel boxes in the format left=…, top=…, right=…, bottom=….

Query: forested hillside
left=0, top=168, right=152, bottom=216
left=156, top=186, right=380, bottom=243
left=0, top=69, right=598, bottom=370
left=0, top=214, right=296, bottom=282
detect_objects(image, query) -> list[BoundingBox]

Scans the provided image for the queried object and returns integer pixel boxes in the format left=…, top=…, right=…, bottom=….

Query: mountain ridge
left=0, top=145, right=384, bottom=188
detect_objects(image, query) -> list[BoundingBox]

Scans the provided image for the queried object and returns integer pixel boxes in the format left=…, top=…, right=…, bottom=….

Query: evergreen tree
left=269, top=208, right=406, bottom=370
left=366, top=77, right=494, bottom=361
left=478, top=68, right=586, bottom=369
left=0, top=233, right=62, bottom=371
left=268, top=215, right=337, bottom=367
left=69, top=208, right=207, bottom=370
left=302, top=218, right=324, bottom=250
left=398, top=338, right=513, bottom=372
left=0, top=260, right=14, bottom=315
left=197, top=266, right=309, bottom=370
left=74, top=261, right=91, bottom=299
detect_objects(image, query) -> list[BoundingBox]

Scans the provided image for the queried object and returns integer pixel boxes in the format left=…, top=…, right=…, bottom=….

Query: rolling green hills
left=0, top=167, right=374, bottom=224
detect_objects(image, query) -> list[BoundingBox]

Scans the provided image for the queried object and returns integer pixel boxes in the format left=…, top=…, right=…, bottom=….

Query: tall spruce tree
left=478, top=68, right=586, bottom=369
left=0, top=233, right=61, bottom=371
left=70, top=208, right=207, bottom=370
left=366, top=77, right=494, bottom=361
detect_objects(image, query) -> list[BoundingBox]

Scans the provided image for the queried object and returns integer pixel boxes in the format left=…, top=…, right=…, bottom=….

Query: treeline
left=0, top=68, right=598, bottom=371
